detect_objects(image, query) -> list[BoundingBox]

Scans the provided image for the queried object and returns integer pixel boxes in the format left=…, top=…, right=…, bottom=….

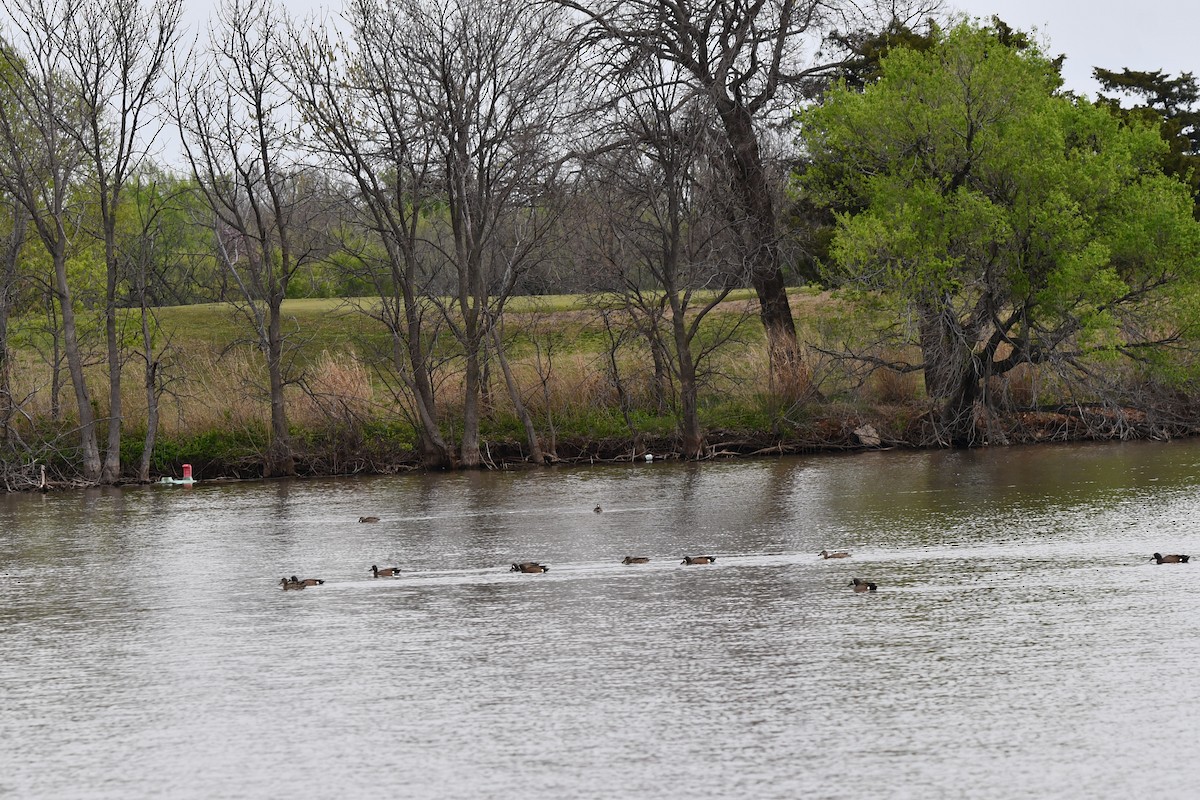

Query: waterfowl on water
left=511, top=562, right=549, bottom=573
left=1151, top=553, right=1190, bottom=564
left=849, top=577, right=878, bottom=592
left=818, top=550, right=851, bottom=559
left=370, top=565, right=401, bottom=577
left=622, top=556, right=650, bottom=564
left=681, top=555, right=716, bottom=565
left=280, top=578, right=306, bottom=590
left=288, top=575, right=325, bottom=587
left=594, top=505, right=603, bottom=513
left=359, top=516, right=380, bottom=523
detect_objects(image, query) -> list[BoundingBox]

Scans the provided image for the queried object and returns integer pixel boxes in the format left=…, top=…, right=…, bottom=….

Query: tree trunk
left=647, top=326, right=672, bottom=413
left=715, top=103, right=800, bottom=376
left=400, top=302, right=452, bottom=469
left=0, top=273, right=10, bottom=445
left=138, top=303, right=158, bottom=483
left=265, top=299, right=295, bottom=477
left=45, top=292, right=62, bottom=423
left=491, top=323, right=544, bottom=464
left=918, top=300, right=971, bottom=400
left=940, top=355, right=984, bottom=447
left=674, top=316, right=705, bottom=459
left=101, top=253, right=122, bottom=483
left=533, top=339, right=558, bottom=460
left=0, top=204, right=24, bottom=444
left=459, top=344, right=482, bottom=468
left=53, top=243, right=101, bottom=481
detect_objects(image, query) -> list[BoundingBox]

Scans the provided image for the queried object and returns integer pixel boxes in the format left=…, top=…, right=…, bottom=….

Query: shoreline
left=18, top=403, right=1198, bottom=492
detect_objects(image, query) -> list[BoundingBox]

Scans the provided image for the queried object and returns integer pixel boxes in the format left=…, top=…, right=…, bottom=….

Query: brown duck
left=370, top=565, right=401, bottom=577
left=511, top=562, right=549, bottom=573
left=819, top=550, right=851, bottom=559
left=622, top=556, right=650, bottom=564
left=849, top=577, right=878, bottom=592
left=1151, top=553, right=1190, bottom=564
left=288, top=575, right=325, bottom=587
left=681, top=555, right=716, bottom=565
left=280, top=578, right=305, bottom=590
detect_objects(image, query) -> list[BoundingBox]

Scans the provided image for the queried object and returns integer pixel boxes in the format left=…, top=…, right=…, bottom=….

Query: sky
left=181, top=1, right=1199, bottom=103
left=164, top=0, right=1197, bottom=169
left=949, top=0, right=1199, bottom=98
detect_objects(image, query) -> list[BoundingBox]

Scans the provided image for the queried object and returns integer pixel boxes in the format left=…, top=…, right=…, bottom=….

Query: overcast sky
left=950, top=0, right=1198, bottom=98
left=185, top=1, right=1196, bottom=103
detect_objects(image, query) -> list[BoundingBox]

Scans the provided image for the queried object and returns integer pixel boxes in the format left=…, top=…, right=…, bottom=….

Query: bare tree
left=178, top=0, right=322, bottom=477
left=582, top=72, right=749, bottom=458
left=59, top=0, right=182, bottom=483
left=0, top=5, right=99, bottom=480
left=284, top=0, right=451, bottom=468
left=559, top=0, right=941, bottom=384
left=397, top=0, right=575, bottom=467
left=123, top=173, right=181, bottom=482
left=289, top=0, right=574, bottom=467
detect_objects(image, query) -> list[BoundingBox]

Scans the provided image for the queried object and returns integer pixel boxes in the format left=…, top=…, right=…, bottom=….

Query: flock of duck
left=276, top=514, right=1191, bottom=591
left=279, top=565, right=400, bottom=589
left=280, top=555, right=723, bottom=586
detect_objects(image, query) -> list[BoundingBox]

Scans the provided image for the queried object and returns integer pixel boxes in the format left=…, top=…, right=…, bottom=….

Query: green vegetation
left=3, top=9, right=1200, bottom=489
left=799, top=20, right=1200, bottom=445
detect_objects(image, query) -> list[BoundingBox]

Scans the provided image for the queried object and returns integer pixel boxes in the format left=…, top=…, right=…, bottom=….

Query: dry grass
left=866, top=362, right=920, bottom=404
left=293, top=350, right=376, bottom=425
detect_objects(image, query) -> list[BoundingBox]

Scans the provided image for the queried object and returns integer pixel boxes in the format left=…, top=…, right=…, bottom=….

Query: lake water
left=4, top=440, right=1200, bottom=798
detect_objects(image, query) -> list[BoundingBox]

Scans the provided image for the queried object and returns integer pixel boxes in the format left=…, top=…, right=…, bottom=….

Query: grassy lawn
left=151, top=286, right=829, bottom=357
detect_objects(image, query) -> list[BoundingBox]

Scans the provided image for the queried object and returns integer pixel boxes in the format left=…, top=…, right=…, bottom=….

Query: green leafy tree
left=799, top=21, right=1200, bottom=445
left=1093, top=67, right=1200, bottom=213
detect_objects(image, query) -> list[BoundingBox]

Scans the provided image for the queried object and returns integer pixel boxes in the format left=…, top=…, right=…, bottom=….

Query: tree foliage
left=1094, top=67, right=1200, bottom=212
left=799, top=21, right=1200, bottom=444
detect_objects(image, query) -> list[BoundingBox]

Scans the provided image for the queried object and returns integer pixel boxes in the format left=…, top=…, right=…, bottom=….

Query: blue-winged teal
left=819, top=550, right=851, bottom=559
left=511, top=562, right=549, bottom=573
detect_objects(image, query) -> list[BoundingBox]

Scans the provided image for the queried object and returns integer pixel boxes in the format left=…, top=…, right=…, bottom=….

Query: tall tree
left=290, top=0, right=573, bottom=468
left=559, top=0, right=941, bottom=384
left=178, top=0, right=321, bottom=477
left=581, top=69, right=748, bottom=458
left=125, top=172, right=180, bottom=482
left=800, top=22, right=1200, bottom=445
left=63, top=0, right=183, bottom=483
left=406, top=0, right=573, bottom=467
left=285, top=0, right=452, bottom=469
left=0, top=11, right=98, bottom=479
